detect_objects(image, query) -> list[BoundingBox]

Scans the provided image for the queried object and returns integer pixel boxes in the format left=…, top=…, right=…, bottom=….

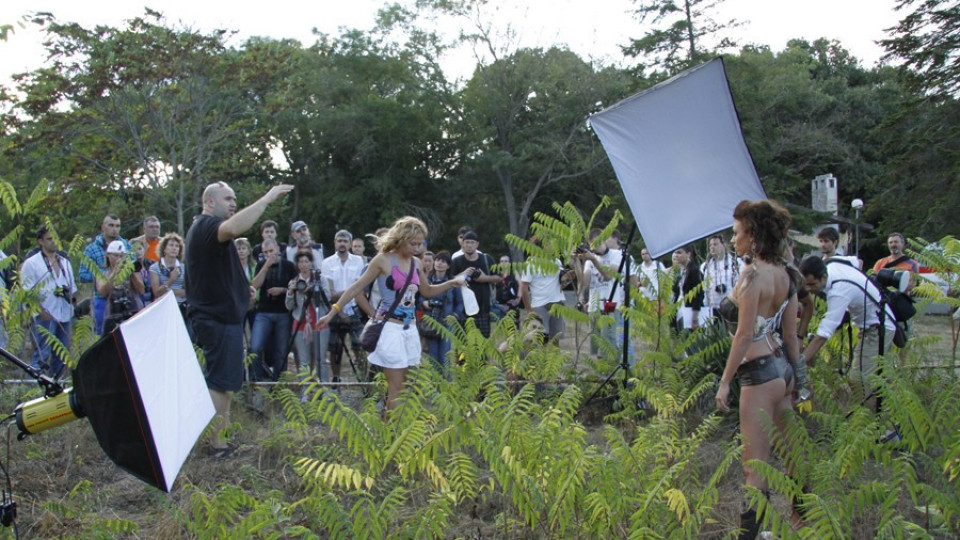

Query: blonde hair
left=375, top=216, right=428, bottom=254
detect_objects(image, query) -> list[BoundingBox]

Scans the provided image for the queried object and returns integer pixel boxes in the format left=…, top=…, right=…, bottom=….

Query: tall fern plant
left=0, top=179, right=97, bottom=372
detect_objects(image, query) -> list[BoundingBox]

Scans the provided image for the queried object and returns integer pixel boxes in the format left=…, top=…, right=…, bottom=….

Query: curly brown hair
left=156, top=232, right=186, bottom=261
left=733, top=199, right=791, bottom=262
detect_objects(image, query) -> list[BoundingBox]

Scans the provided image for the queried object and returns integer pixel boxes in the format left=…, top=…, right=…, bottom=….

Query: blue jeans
left=31, top=317, right=73, bottom=378
left=93, top=297, right=107, bottom=335
left=291, top=327, right=330, bottom=382
left=425, top=327, right=453, bottom=374
left=249, top=311, right=292, bottom=381
left=598, top=311, right=634, bottom=367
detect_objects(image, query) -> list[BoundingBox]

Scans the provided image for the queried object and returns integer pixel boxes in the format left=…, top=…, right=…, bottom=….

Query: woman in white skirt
left=318, top=217, right=466, bottom=411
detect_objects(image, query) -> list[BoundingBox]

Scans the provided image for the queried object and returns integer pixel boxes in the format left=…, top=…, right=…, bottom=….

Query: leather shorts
left=737, top=351, right=794, bottom=387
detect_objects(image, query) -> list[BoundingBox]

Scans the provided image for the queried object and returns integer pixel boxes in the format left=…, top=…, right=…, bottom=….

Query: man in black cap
left=451, top=230, right=498, bottom=337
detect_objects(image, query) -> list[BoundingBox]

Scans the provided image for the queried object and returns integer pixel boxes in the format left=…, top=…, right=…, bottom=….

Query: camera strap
left=883, top=255, right=910, bottom=269
left=40, top=253, right=73, bottom=298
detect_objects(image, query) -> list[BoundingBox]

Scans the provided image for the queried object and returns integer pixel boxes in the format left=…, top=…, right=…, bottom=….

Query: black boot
left=738, top=507, right=761, bottom=540
left=738, top=491, right=768, bottom=540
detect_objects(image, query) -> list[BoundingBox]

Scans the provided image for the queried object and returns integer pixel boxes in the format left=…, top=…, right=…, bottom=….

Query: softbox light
left=72, top=293, right=214, bottom=492
left=589, top=58, right=766, bottom=257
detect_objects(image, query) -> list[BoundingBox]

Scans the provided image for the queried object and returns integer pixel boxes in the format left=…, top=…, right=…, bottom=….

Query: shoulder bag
left=360, top=259, right=415, bottom=353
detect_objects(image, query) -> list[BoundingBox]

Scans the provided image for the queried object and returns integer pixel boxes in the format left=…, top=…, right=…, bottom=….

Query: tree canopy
left=0, top=3, right=956, bottom=259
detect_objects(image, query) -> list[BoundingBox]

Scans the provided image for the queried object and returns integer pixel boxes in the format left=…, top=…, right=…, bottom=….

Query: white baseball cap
left=106, top=240, right=127, bottom=254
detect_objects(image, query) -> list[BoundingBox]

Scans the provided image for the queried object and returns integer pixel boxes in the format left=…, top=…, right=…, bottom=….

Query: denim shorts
left=737, top=352, right=794, bottom=387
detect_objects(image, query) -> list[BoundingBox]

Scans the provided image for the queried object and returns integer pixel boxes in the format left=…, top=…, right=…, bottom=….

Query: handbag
left=359, top=259, right=415, bottom=353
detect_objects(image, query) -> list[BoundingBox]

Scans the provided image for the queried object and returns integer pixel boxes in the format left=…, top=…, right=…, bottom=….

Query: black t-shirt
left=185, top=214, right=249, bottom=324
left=254, top=258, right=297, bottom=313
left=451, top=252, right=494, bottom=314
left=673, top=260, right=704, bottom=311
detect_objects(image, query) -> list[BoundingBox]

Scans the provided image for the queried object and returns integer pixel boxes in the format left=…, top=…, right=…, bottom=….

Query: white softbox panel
left=589, top=58, right=766, bottom=257
left=120, top=293, right=214, bottom=491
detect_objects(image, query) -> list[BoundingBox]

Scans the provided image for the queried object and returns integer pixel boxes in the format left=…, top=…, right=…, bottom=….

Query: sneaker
left=331, top=376, right=341, bottom=394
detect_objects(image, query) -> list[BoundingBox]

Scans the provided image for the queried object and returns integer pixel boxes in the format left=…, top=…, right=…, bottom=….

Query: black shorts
left=192, top=313, right=245, bottom=392
left=737, top=352, right=793, bottom=387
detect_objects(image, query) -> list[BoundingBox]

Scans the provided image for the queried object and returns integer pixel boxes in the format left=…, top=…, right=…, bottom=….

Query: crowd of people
left=4, top=184, right=919, bottom=537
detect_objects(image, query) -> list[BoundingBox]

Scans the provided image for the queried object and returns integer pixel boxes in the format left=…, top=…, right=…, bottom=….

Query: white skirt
left=368, top=321, right=422, bottom=369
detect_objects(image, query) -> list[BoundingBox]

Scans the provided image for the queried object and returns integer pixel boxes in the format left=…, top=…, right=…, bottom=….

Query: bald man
left=186, top=181, right=293, bottom=455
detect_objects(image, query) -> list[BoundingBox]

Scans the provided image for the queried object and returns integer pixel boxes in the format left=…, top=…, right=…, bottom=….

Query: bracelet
left=332, top=303, right=342, bottom=313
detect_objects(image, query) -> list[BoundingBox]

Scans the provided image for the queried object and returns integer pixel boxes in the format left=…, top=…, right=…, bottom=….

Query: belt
left=387, top=317, right=409, bottom=326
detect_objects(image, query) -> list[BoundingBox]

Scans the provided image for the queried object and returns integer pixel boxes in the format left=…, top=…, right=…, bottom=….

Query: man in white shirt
left=21, top=226, right=78, bottom=378
left=799, top=256, right=896, bottom=412
left=519, top=251, right=566, bottom=343
left=321, top=229, right=372, bottom=385
left=638, top=248, right=666, bottom=301
left=575, top=229, right=638, bottom=363
left=700, top=235, right=743, bottom=317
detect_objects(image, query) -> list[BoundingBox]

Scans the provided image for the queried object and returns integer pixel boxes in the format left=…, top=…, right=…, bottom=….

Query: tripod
left=582, top=225, right=637, bottom=410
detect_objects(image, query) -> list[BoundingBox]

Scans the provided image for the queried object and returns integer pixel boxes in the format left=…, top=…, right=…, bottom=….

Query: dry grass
left=0, top=314, right=956, bottom=538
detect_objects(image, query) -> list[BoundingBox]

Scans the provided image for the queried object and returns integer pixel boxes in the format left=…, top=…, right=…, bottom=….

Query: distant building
left=812, top=173, right=838, bottom=215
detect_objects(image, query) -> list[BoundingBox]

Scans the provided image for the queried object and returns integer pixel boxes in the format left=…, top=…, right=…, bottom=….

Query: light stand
left=581, top=225, right=636, bottom=410
left=0, top=346, right=85, bottom=530
left=852, top=198, right=864, bottom=259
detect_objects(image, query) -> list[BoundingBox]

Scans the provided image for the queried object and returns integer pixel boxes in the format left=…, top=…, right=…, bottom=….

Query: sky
left=1, top=0, right=902, bottom=85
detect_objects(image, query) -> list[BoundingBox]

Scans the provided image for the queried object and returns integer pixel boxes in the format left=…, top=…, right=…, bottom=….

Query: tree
left=5, top=11, right=260, bottom=234
left=722, top=41, right=910, bottom=219
left=623, top=0, right=741, bottom=76
left=873, top=0, right=960, bottom=239
left=239, top=31, right=457, bottom=240
left=881, top=0, right=960, bottom=101
left=456, top=47, right=629, bottom=254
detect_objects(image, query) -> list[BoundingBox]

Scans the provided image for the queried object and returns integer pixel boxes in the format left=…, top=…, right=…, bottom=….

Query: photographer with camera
left=520, top=237, right=566, bottom=344
left=451, top=231, right=499, bottom=338
left=21, top=226, right=78, bottom=378
left=573, top=228, right=637, bottom=362
left=250, top=239, right=297, bottom=381
left=96, top=241, right=145, bottom=335
left=700, top=234, right=743, bottom=319
left=321, top=230, right=373, bottom=388
left=287, top=251, right=332, bottom=396
left=419, top=251, right=464, bottom=372
left=872, top=232, right=918, bottom=348
left=799, top=255, right=896, bottom=415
